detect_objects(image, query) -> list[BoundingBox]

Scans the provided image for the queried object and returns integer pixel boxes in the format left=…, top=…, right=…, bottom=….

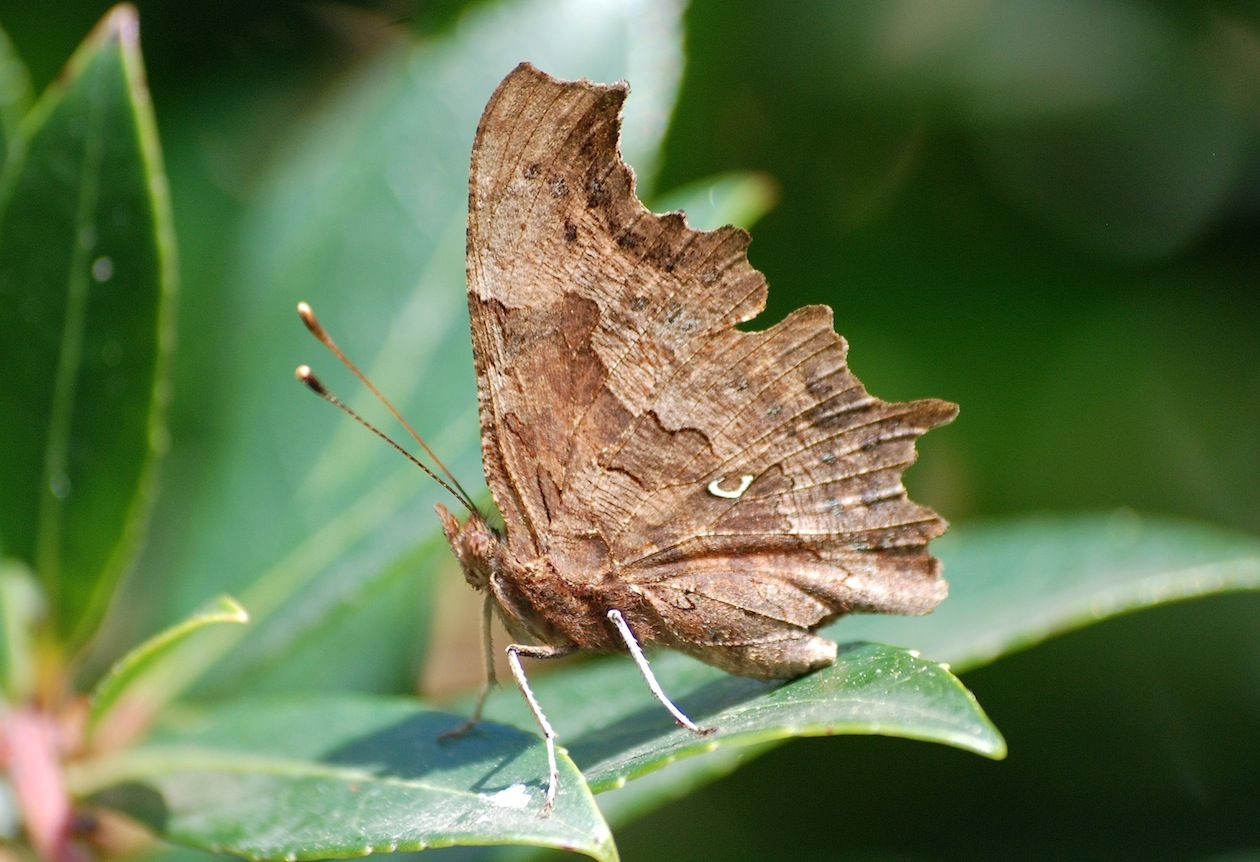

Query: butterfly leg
left=607, top=608, right=715, bottom=736
left=506, top=642, right=579, bottom=815
left=440, top=594, right=499, bottom=740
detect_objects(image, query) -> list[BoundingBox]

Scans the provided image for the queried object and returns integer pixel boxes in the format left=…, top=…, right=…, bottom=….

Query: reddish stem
left=0, top=707, right=79, bottom=862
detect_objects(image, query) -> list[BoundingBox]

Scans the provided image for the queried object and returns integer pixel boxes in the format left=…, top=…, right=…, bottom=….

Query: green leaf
left=475, top=642, right=1003, bottom=796
left=0, top=560, right=44, bottom=703
left=574, top=512, right=1260, bottom=830
left=75, top=696, right=616, bottom=862
left=0, top=5, right=176, bottom=647
left=650, top=171, right=779, bottom=232
left=122, top=0, right=685, bottom=700
left=600, top=642, right=1003, bottom=781
left=87, top=595, right=248, bottom=740
left=832, top=510, right=1260, bottom=671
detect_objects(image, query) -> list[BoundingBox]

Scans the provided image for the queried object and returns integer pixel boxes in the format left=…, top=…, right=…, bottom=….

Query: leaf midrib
left=34, top=58, right=107, bottom=603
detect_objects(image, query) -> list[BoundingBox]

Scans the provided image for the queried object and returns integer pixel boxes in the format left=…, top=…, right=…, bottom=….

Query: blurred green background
left=7, top=0, right=1257, bottom=533
left=4, top=1, right=1258, bottom=859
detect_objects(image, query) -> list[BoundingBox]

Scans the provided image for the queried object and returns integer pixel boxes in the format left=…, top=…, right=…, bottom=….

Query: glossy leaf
left=0, top=5, right=175, bottom=646
left=477, top=642, right=1003, bottom=795
left=76, top=646, right=995, bottom=862
left=560, top=512, right=1260, bottom=831
left=87, top=595, right=248, bottom=740
left=76, top=696, right=616, bottom=862
left=120, top=0, right=685, bottom=701
left=831, top=510, right=1260, bottom=669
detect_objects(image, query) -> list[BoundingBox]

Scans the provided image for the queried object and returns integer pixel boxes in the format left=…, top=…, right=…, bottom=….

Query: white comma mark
left=707, top=474, right=754, bottom=499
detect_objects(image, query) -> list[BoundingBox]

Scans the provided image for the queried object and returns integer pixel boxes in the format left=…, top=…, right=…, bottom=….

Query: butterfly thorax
left=435, top=503, right=645, bottom=652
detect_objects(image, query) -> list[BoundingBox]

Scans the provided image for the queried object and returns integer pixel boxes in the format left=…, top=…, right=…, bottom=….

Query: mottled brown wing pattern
left=555, top=303, right=957, bottom=672
left=467, top=64, right=956, bottom=672
left=468, top=65, right=767, bottom=557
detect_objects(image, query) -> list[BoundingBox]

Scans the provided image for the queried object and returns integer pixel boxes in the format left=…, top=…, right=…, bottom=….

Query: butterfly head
left=435, top=503, right=506, bottom=591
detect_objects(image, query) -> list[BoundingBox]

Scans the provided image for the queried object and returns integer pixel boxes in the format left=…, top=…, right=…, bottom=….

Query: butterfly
left=299, top=62, right=956, bottom=813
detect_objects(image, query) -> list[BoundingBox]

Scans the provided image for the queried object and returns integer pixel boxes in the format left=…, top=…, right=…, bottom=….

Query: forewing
left=467, top=64, right=766, bottom=559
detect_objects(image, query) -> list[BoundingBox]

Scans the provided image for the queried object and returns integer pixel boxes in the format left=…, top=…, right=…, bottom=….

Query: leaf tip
left=212, top=594, right=250, bottom=624
left=103, top=4, right=141, bottom=48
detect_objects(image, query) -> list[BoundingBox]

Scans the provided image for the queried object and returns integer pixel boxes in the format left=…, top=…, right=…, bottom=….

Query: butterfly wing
left=467, top=65, right=955, bottom=676
left=467, top=63, right=766, bottom=560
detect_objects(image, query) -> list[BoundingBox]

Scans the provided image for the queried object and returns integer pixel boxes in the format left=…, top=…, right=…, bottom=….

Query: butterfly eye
left=706, top=474, right=755, bottom=499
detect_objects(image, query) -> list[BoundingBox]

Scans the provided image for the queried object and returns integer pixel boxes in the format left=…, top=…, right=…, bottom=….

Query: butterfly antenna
left=296, top=366, right=477, bottom=511
left=296, top=302, right=479, bottom=514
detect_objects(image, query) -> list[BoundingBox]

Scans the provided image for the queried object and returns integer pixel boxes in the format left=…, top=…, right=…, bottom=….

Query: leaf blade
left=476, top=642, right=1003, bottom=796
left=833, top=511, right=1260, bottom=671
left=442, top=513, right=1257, bottom=846
left=76, top=696, right=617, bottom=862
left=129, top=0, right=686, bottom=700
left=555, top=512, right=1260, bottom=828
left=87, top=595, right=248, bottom=740
left=0, top=5, right=176, bottom=646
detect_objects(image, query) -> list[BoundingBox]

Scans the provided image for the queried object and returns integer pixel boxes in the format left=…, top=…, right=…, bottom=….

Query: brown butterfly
left=299, top=62, right=956, bottom=813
